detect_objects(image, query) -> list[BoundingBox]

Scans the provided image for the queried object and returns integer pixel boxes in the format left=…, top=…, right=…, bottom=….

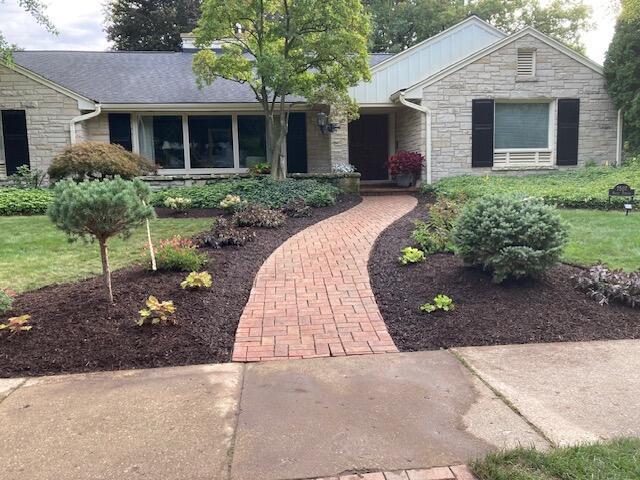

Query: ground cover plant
left=427, top=165, right=640, bottom=210
left=411, top=197, right=460, bottom=255
left=0, top=188, right=53, bottom=215
left=472, top=437, right=640, bottom=480
left=574, top=265, right=640, bottom=309
left=232, top=204, right=286, bottom=228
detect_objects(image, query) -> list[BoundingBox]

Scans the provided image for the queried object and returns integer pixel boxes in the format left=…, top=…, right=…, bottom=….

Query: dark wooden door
left=348, top=114, right=388, bottom=180
left=1, top=110, right=30, bottom=175
left=286, top=112, right=308, bottom=173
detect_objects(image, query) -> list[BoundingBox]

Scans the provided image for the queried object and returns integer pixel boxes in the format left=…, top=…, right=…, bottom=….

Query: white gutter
left=396, top=92, right=433, bottom=184
left=616, top=108, right=623, bottom=166
left=69, top=104, right=102, bottom=144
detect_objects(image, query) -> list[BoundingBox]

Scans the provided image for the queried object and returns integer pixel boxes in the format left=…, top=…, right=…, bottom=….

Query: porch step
left=360, top=184, right=419, bottom=196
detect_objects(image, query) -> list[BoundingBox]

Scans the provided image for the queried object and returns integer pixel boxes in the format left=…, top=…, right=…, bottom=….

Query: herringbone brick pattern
left=232, top=196, right=417, bottom=362
left=308, top=464, right=478, bottom=480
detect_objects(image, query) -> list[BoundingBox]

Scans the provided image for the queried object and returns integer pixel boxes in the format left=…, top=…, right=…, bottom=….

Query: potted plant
left=386, top=151, right=424, bottom=187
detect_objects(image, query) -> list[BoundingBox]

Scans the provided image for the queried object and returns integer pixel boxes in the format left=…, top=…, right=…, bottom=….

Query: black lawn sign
left=609, top=183, right=636, bottom=215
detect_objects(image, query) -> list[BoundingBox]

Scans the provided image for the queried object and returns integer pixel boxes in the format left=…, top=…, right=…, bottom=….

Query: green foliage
left=306, top=190, right=336, bottom=208
left=0, top=188, right=53, bottom=216
left=411, top=198, right=461, bottom=254
left=604, top=12, right=640, bottom=155
left=163, top=196, right=192, bottom=211
left=282, top=197, right=312, bottom=217
left=0, top=314, right=32, bottom=335
left=193, top=0, right=371, bottom=177
left=7, top=165, right=46, bottom=189
left=195, top=217, right=255, bottom=249
left=153, top=236, right=207, bottom=271
left=48, top=142, right=156, bottom=181
left=453, top=195, right=568, bottom=283
left=232, top=204, right=286, bottom=228
left=219, top=194, right=247, bottom=211
left=420, top=294, right=455, bottom=314
left=574, top=264, right=640, bottom=309
left=0, top=290, right=13, bottom=314
left=249, top=162, right=271, bottom=175
left=105, top=0, right=201, bottom=51
left=180, top=271, right=213, bottom=290
left=428, top=166, right=640, bottom=210
left=366, top=0, right=592, bottom=53
left=152, top=178, right=340, bottom=209
left=399, top=246, right=426, bottom=265
left=136, top=296, right=177, bottom=326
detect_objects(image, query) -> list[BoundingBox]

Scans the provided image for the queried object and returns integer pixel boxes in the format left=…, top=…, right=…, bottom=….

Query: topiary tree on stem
left=48, top=178, right=155, bottom=303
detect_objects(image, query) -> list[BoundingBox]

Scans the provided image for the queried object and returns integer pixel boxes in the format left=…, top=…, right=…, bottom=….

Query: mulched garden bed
left=0, top=196, right=361, bottom=378
left=154, top=207, right=224, bottom=218
left=369, top=197, right=640, bottom=352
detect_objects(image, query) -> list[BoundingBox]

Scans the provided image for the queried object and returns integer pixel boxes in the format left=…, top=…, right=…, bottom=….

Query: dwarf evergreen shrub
left=453, top=195, right=568, bottom=283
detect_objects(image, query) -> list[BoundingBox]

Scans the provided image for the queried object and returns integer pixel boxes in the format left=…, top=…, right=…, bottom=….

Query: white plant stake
left=143, top=201, right=157, bottom=271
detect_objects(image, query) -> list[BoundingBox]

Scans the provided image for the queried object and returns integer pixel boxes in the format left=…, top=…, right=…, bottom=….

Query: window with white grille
left=517, top=49, right=536, bottom=76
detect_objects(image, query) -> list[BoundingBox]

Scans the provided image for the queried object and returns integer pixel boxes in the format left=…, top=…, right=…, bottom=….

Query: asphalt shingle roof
left=13, top=51, right=396, bottom=104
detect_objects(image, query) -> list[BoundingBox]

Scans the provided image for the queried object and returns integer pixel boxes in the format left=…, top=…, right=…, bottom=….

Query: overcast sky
left=0, top=0, right=620, bottom=64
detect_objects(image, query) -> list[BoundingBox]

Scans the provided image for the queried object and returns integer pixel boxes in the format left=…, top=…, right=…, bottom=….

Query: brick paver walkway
left=308, top=465, right=477, bottom=480
left=232, top=195, right=418, bottom=362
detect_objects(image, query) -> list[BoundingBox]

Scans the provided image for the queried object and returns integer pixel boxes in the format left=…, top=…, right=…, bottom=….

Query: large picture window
left=188, top=116, right=234, bottom=168
left=495, top=103, right=549, bottom=149
left=238, top=115, right=267, bottom=168
left=138, top=115, right=184, bottom=169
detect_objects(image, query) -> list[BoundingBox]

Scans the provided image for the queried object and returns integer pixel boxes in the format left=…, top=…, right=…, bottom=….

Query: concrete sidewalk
left=1, top=341, right=638, bottom=480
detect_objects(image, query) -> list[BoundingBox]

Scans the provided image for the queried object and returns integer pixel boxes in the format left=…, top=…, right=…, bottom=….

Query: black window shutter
left=472, top=99, right=494, bottom=167
left=108, top=113, right=133, bottom=151
left=1, top=110, right=31, bottom=175
left=556, top=99, right=579, bottom=165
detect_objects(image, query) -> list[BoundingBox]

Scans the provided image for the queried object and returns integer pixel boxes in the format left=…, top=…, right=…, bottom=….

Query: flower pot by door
left=395, top=173, right=414, bottom=187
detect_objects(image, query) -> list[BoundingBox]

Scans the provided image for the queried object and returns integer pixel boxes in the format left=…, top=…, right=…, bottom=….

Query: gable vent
left=517, top=49, right=535, bottom=76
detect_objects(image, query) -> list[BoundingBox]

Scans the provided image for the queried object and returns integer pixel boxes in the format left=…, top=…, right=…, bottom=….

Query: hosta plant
left=195, top=218, right=255, bottom=249
left=137, top=296, right=177, bottom=326
left=0, top=315, right=32, bottom=335
left=164, top=196, right=192, bottom=211
left=420, top=294, right=455, bottom=314
left=574, top=265, right=640, bottom=308
left=219, top=194, right=247, bottom=212
left=181, top=271, right=213, bottom=290
left=399, top=247, right=426, bottom=265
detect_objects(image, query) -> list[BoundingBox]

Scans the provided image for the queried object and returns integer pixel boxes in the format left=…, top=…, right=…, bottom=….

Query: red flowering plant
left=386, top=151, right=424, bottom=176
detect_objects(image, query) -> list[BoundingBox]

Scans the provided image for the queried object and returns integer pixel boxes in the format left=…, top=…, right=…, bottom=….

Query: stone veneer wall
left=305, top=108, right=349, bottom=173
left=83, top=114, right=110, bottom=143
left=422, top=34, right=618, bottom=182
left=0, top=65, right=81, bottom=177
left=396, top=107, right=425, bottom=154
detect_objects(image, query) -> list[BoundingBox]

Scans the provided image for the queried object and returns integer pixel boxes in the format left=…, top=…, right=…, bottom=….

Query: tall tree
left=366, top=0, right=592, bottom=53
left=1, top=0, right=57, bottom=60
left=192, top=0, right=371, bottom=179
left=604, top=0, right=640, bottom=155
left=105, top=0, right=201, bottom=51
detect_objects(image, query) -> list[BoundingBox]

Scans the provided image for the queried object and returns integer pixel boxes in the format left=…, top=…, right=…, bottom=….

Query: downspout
left=616, top=108, right=623, bottom=167
left=397, top=92, right=433, bottom=184
left=69, top=104, right=102, bottom=144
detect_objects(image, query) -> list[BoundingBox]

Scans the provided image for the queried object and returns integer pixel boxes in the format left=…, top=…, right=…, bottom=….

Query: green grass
left=0, top=216, right=212, bottom=293
left=559, top=210, right=640, bottom=271
left=428, top=165, right=640, bottom=210
left=472, top=438, right=640, bottom=480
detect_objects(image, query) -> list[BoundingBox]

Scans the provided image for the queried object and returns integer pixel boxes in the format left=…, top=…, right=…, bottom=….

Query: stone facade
left=396, top=107, right=425, bottom=154
left=305, top=108, right=349, bottom=173
left=422, top=34, right=618, bottom=182
left=0, top=65, right=81, bottom=177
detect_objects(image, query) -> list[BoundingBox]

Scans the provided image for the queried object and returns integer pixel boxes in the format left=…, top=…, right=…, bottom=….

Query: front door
left=1, top=110, right=30, bottom=175
left=348, top=114, right=389, bottom=180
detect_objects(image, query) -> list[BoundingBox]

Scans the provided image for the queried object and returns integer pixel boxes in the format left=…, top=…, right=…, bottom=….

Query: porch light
left=317, top=112, right=340, bottom=134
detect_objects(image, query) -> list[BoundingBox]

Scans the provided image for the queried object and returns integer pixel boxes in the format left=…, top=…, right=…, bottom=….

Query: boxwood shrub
left=426, top=165, right=640, bottom=210
left=151, top=178, right=340, bottom=209
left=0, top=188, right=54, bottom=216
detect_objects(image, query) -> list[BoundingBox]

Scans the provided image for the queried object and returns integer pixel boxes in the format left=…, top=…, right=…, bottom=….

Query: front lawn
left=559, top=209, right=640, bottom=271
left=472, top=438, right=640, bottom=480
left=0, top=216, right=212, bottom=293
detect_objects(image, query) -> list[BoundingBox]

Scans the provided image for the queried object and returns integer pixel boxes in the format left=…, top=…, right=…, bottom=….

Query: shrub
left=136, top=296, right=176, bottom=326
left=0, top=315, right=32, bottom=335
left=195, top=217, right=255, bottom=249
left=7, top=165, right=46, bottom=189
left=232, top=204, right=286, bottom=228
left=163, top=196, right=192, bottom=211
left=151, top=177, right=340, bottom=209
left=399, top=247, right=426, bottom=265
left=411, top=198, right=461, bottom=254
left=306, top=190, right=336, bottom=207
left=332, top=163, right=356, bottom=173
left=574, top=265, right=640, bottom=308
left=420, top=294, right=455, bottom=313
left=48, top=178, right=155, bottom=302
left=0, top=290, right=14, bottom=314
left=386, top=151, right=424, bottom=176
left=219, top=194, right=247, bottom=211
left=180, top=271, right=213, bottom=290
left=453, top=195, right=568, bottom=283
left=282, top=197, right=312, bottom=217
left=0, top=188, right=53, bottom=216
left=153, top=236, right=207, bottom=271
left=48, top=142, right=156, bottom=181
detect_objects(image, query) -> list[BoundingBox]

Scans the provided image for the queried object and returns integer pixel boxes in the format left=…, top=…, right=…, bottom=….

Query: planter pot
left=395, top=173, right=414, bottom=188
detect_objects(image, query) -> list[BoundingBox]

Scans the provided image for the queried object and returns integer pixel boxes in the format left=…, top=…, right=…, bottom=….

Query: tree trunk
left=266, top=113, right=289, bottom=180
left=98, top=237, right=114, bottom=303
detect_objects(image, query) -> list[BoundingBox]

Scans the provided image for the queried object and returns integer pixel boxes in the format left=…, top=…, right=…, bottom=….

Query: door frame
left=348, top=111, right=396, bottom=182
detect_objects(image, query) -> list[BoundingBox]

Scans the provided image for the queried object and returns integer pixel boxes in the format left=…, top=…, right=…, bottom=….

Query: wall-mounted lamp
left=317, top=112, right=340, bottom=134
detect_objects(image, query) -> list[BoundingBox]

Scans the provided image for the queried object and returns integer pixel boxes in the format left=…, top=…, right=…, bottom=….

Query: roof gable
left=350, top=16, right=506, bottom=104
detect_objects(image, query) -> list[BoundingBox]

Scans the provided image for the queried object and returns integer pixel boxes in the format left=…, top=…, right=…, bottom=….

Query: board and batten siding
left=350, top=18, right=505, bottom=104
left=421, top=33, right=618, bottom=182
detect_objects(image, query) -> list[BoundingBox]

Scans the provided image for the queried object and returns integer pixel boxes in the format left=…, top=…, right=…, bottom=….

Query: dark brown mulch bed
left=369, top=198, right=640, bottom=352
left=154, top=207, right=224, bottom=218
left=0, top=196, right=361, bottom=378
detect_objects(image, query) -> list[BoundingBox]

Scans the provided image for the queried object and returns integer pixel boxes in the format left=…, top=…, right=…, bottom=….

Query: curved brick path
left=232, top=195, right=418, bottom=362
